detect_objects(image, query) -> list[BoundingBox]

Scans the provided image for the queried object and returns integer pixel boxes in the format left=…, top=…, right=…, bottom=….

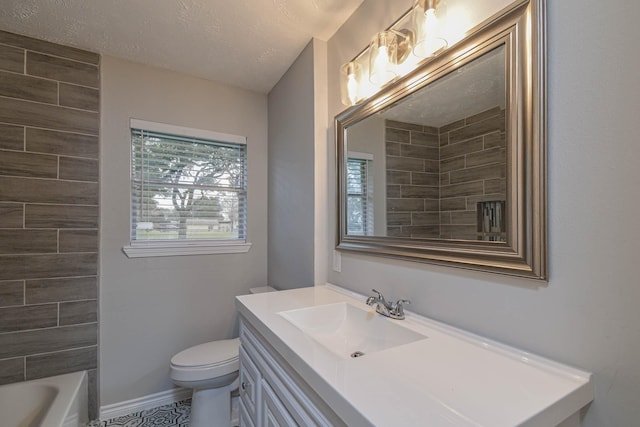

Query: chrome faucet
left=366, top=289, right=411, bottom=320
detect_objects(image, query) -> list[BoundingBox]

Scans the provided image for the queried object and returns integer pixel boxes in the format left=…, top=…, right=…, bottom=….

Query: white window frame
left=122, top=119, right=252, bottom=258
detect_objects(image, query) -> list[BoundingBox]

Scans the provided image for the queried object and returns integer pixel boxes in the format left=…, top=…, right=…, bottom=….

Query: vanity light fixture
left=340, top=61, right=363, bottom=106
left=412, top=0, right=448, bottom=58
left=339, top=0, right=450, bottom=106
left=369, top=31, right=399, bottom=86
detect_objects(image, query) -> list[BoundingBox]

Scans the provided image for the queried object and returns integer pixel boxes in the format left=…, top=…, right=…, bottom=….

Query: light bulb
left=417, top=9, right=441, bottom=57
left=425, top=8, right=438, bottom=30
left=340, top=61, right=362, bottom=106
left=374, top=45, right=389, bottom=74
left=347, top=73, right=359, bottom=105
left=413, top=0, right=447, bottom=59
left=369, top=31, right=398, bottom=85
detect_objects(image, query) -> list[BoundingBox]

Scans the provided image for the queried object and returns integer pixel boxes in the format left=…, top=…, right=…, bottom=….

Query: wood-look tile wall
left=439, top=107, right=506, bottom=240
left=385, top=120, right=440, bottom=238
left=0, top=30, right=99, bottom=418
left=385, top=107, right=506, bottom=240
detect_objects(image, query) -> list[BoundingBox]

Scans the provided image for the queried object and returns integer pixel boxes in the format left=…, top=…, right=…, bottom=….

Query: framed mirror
left=336, top=0, right=547, bottom=279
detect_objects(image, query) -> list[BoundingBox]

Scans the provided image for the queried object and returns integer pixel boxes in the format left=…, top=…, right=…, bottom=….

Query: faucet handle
left=371, top=289, right=388, bottom=305
left=393, top=299, right=411, bottom=317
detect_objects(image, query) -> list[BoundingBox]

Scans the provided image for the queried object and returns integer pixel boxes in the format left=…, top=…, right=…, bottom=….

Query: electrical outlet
left=332, top=250, right=342, bottom=272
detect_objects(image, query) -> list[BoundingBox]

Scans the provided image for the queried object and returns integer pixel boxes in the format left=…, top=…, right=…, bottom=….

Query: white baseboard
left=99, top=387, right=192, bottom=420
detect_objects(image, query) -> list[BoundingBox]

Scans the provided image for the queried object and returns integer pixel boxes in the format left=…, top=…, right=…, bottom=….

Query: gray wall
left=100, top=55, right=268, bottom=406
left=0, top=30, right=99, bottom=418
left=267, top=41, right=317, bottom=290
left=325, top=0, right=640, bottom=426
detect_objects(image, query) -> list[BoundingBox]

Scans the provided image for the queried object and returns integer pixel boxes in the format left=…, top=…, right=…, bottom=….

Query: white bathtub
left=0, top=371, right=88, bottom=427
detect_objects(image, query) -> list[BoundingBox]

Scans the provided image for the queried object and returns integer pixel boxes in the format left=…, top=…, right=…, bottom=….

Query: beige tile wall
left=0, top=30, right=99, bottom=418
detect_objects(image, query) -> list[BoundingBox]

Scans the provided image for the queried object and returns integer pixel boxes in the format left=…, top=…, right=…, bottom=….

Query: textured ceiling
left=0, top=0, right=364, bottom=93
left=381, top=45, right=506, bottom=127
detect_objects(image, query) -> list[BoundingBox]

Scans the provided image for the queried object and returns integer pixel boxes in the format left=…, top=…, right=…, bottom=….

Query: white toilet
left=170, top=286, right=276, bottom=427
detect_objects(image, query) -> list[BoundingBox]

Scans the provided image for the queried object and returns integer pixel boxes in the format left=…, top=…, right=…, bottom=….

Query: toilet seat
left=170, top=338, right=240, bottom=382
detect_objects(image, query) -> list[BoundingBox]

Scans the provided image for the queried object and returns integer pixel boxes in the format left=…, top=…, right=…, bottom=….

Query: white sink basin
left=278, top=302, right=427, bottom=359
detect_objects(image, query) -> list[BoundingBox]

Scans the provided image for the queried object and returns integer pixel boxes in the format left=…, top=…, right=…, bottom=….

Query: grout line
left=24, top=48, right=100, bottom=68
left=25, top=274, right=98, bottom=280
left=0, top=146, right=98, bottom=161
left=23, top=344, right=98, bottom=360
left=0, top=321, right=98, bottom=336
left=6, top=301, right=60, bottom=309
left=0, top=90, right=99, bottom=113
left=19, top=202, right=98, bottom=207
left=0, top=121, right=99, bottom=138
left=0, top=173, right=98, bottom=183
left=0, top=250, right=98, bottom=256
left=0, top=227, right=98, bottom=231
left=58, top=80, right=100, bottom=91
left=0, top=94, right=99, bottom=114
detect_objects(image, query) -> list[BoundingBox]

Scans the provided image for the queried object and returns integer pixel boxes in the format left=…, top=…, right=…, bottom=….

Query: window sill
left=122, top=242, right=252, bottom=258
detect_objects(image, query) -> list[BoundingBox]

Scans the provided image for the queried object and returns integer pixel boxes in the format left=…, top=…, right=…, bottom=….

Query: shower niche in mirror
left=336, top=0, right=547, bottom=279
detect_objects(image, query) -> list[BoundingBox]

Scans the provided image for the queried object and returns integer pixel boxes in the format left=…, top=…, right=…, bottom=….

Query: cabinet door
left=240, top=319, right=346, bottom=427
left=262, top=379, right=298, bottom=427
left=239, top=398, right=256, bottom=427
left=239, top=346, right=261, bottom=425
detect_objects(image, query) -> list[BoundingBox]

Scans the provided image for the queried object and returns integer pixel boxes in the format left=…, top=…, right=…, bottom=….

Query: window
left=123, top=119, right=251, bottom=258
left=346, top=152, right=374, bottom=236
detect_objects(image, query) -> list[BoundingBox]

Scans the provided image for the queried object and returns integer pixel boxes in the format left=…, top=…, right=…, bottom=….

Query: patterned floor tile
left=96, top=399, right=191, bottom=427
left=89, top=397, right=239, bottom=427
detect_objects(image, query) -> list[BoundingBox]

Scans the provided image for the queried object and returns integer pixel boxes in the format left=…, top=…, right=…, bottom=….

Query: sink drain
left=350, top=351, right=365, bottom=358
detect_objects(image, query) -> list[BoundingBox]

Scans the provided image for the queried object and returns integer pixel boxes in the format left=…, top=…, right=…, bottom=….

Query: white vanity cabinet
left=238, top=319, right=346, bottom=427
left=236, top=285, right=594, bottom=427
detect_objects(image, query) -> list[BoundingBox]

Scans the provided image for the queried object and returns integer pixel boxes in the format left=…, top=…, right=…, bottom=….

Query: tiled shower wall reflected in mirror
left=0, top=29, right=100, bottom=419
left=385, top=107, right=506, bottom=241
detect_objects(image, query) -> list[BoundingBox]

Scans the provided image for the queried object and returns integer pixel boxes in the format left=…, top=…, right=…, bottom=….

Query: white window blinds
left=130, top=120, right=247, bottom=244
left=346, top=155, right=374, bottom=236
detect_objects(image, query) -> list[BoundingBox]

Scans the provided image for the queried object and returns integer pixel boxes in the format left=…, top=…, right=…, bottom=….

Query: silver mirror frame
left=336, top=0, right=547, bottom=280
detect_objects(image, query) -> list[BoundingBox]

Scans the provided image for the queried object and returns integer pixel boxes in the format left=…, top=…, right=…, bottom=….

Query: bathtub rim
left=30, top=371, right=88, bottom=427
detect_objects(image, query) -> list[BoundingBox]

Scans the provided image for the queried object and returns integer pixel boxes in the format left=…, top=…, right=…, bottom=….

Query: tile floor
left=89, top=397, right=240, bottom=427
left=90, top=399, right=191, bottom=427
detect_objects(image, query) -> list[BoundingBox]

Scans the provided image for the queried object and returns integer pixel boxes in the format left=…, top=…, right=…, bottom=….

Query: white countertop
left=236, top=285, right=593, bottom=427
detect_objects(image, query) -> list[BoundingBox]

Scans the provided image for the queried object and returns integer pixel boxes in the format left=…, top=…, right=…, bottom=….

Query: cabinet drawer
left=239, top=345, right=261, bottom=424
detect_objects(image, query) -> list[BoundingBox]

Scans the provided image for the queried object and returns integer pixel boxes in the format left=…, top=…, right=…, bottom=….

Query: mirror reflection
left=345, top=45, right=506, bottom=242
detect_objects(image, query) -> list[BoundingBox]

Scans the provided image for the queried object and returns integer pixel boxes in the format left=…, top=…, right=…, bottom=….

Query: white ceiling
left=0, top=0, right=364, bottom=93
left=381, top=45, right=506, bottom=127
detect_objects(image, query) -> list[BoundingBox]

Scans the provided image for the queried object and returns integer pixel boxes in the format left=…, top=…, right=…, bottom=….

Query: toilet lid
left=171, top=338, right=240, bottom=368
